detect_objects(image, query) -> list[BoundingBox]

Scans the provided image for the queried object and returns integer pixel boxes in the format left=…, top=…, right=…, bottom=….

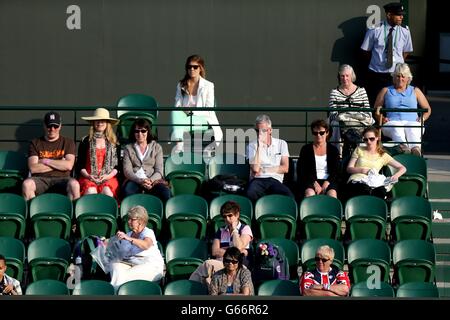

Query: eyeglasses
left=363, top=137, right=376, bottom=142
left=312, top=131, right=327, bottom=136
left=187, top=65, right=200, bottom=70
left=134, top=129, right=148, bottom=134
left=223, top=258, right=239, bottom=265
left=46, top=124, right=60, bottom=129
left=222, top=214, right=234, bottom=218
left=315, top=257, right=330, bottom=263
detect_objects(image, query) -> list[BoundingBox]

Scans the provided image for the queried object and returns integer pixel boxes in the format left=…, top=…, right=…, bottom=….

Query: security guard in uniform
left=361, top=2, right=413, bottom=106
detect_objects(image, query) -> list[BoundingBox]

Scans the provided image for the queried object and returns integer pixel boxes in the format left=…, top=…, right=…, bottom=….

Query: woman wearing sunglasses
left=170, top=54, right=223, bottom=153
left=297, top=119, right=340, bottom=199
left=300, top=245, right=350, bottom=296
left=122, top=118, right=171, bottom=202
left=346, top=126, right=406, bottom=199
left=209, top=246, right=254, bottom=296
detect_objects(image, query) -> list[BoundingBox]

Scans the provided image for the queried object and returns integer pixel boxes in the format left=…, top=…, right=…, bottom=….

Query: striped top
left=328, top=86, right=373, bottom=126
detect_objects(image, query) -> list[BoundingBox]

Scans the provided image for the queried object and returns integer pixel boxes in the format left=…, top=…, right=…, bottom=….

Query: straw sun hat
left=81, top=108, right=119, bottom=125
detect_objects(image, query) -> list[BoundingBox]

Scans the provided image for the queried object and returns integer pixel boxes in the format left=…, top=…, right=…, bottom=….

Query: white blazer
left=173, top=77, right=223, bottom=142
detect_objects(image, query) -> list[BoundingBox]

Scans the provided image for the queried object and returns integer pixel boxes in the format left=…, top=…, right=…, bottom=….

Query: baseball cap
left=44, top=111, right=62, bottom=127
left=384, top=2, right=405, bottom=15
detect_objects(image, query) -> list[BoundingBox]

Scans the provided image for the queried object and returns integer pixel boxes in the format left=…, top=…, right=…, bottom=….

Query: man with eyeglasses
left=246, top=114, right=294, bottom=202
left=22, top=111, right=80, bottom=200
left=300, top=245, right=350, bottom=297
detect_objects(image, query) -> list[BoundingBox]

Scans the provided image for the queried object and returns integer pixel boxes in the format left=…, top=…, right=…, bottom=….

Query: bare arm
left=374, top=87, right=388, bottom=124
left=265, top=155, right=289, bottom=174
left=347, top=156, right=370, bottom=175
left=415, top=87, right=432, bottom=122
left=249, top=144, right=262, bottom=175
left=388, top=158, right=406, bottom=181
left=211, top=239, right=225, bottom=258
left=116, top=231, right=153, bottom=250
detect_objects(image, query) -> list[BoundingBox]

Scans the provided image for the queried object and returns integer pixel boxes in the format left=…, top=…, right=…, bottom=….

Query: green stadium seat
left=255, top=195, right=297, bottom=240
left=350, top=281, right=395, bottom=297
left=257, top=238, right=299, bottom=279
left=165, top=194, right=208, bottom=239
left=257, top=279, right=300, bottom=296
left=0, top=150, right=28, bottom=194
left=75, top=194, right=118, bottom=238
left=0, top=236, right=25, bottom=282
left=164, top=279, right=208, bottom=295
left=0, top=193, right=27, bottom=239
left=165, top=152, right=206, bottom=196
left=29, top=193, right=73, bottom=240
left=72, top=280, right=115, bottom=295
left=299, top=195, right=342, bottom=240
left=390, top=196, right=432, bottom=241
left=396, top=281, right=439, bottom=297
left=117, top=280, right=162, bottom=295
left=385, top=154, right=427, bottom=198
left=25, top=279, right=70, bottom=295
left=347, top=239, right=391, bottom=284
left=345, top=195, right=387, bottom=240
left=27, top=237, right=71, bottom=281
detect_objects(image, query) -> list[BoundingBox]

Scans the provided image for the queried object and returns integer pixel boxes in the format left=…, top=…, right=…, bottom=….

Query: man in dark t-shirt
left=22, top=111, right=80, bottom=200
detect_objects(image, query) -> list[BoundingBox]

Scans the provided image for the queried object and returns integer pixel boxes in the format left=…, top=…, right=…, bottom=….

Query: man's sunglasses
left=315, top=257, right=330, bottom=263
left=46, top=124, right=60, bottom=129
left=312, top=131, right=327, bottom=136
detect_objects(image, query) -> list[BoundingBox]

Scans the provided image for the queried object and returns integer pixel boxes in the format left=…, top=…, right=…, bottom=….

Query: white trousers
left=382, top=120, right=423, bottom=149
left=110, top=261, right=164, bottom=289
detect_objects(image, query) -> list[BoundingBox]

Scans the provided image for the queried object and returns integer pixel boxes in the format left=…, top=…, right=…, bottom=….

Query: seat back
left=164, top=279, right=209, bottom=295
left=208, top=153, right=250, bottom=181
left=27, top=237, right=71, bottom=281
left=0, top=236, right=25, bottom=281
left=165, top=152, right=206, bottom=195
left=386, top=154, right=427, bottom=197
left=25, top=279, right=70, bottom=295
left=396, top=281, right=439, bottom=297
left=0, top=151, right=28, bottom=193
left=29, top=193, right=73, bottom=239
left=390, top=196, right=432, bottom=241
left=350, top=281, right=395, bottom=297
left=255, top=195, right=298, bottom=240
left=393, top=239, right=436, bottom=284
left=75, top=194, right=118, bottom=238
left=347, top=239, right=391, bottom=284
left=345, top=195, right=387, bottom=240
left=165, top=237, right=208, bottom=281
left=165, top=195, right=208, bottom=239
left=116, top=93, right=158, bottom=118
left=0, top=193, right=27, bottom=239
left=257, top=279, right=300, bottom=296
left=209, top=194, right=253, bottom=230
left=301, top=238, right=345, bottom=271
left=299, top=195, right=342, bottom=240
left=117, top=280, right=162, bottom=295
left=120, top=194, right=163, bottom=236
left=72, top=280, right=115, bottom=295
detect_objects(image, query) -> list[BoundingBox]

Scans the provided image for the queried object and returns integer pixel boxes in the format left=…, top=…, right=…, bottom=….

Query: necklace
left=94, top=132, right=105, bottom=139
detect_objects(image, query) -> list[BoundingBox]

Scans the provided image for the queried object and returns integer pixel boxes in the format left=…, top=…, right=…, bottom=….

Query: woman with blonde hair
left=76, top=108, right=120, bottom=198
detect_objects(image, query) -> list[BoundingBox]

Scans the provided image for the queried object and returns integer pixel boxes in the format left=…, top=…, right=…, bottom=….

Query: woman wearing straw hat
left=76, top=108, right=120, bottom=198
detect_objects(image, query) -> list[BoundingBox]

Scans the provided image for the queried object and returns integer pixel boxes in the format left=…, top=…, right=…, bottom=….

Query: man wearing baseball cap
left=361, top=2, right=413, bottom=106
left=22, top=111, right=80, bottom=200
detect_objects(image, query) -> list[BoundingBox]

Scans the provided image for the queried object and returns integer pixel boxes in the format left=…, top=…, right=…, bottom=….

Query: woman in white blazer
left=170, top=55, right=223, bottom=152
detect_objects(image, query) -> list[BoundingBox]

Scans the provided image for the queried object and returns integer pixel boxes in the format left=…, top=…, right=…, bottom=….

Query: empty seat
left=165, top=152, right=206, bottom=196
left=299, top=195, right=342, bottom=240
left=72, top=280, right=115, bottom=295
left=0, top=236, right=25, bottom=282
left=25, top=279, right=69, bottom=295
left=0, top=193, right=27, bottom=239
left=255, top=195, right=297, bottom=240
left=0, top=150, right=28, bottom=193
left=350, top=281, right=395, bottom=297
left=164, top=279, right=208, bottom=295
left=75, top=194, right=118, bottom=238
left=120, top=194, right=163, bottom=236
left=385, top=154, right=427, bottom=198
left=390, top=196, right=432, bottom=241
left=393, top=239, right=436, bottom=285
left=396, top=281, right=439, bottom=298
left=165, top=237, right=208, bottom=281
left=347, top=239, right=391, bottom=284
left=117, top=280, right=162, bottom=295
left=29, top=193, right=73, bottom=240
left=27, top=237, right=71, bottom=281
left=301, top=238, right=345, bottom=272
left=257, top=279, right=300, bottom=296
left=345, top=195, right=387, bottom=240
left=165, top=194, right=208, bottom=239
